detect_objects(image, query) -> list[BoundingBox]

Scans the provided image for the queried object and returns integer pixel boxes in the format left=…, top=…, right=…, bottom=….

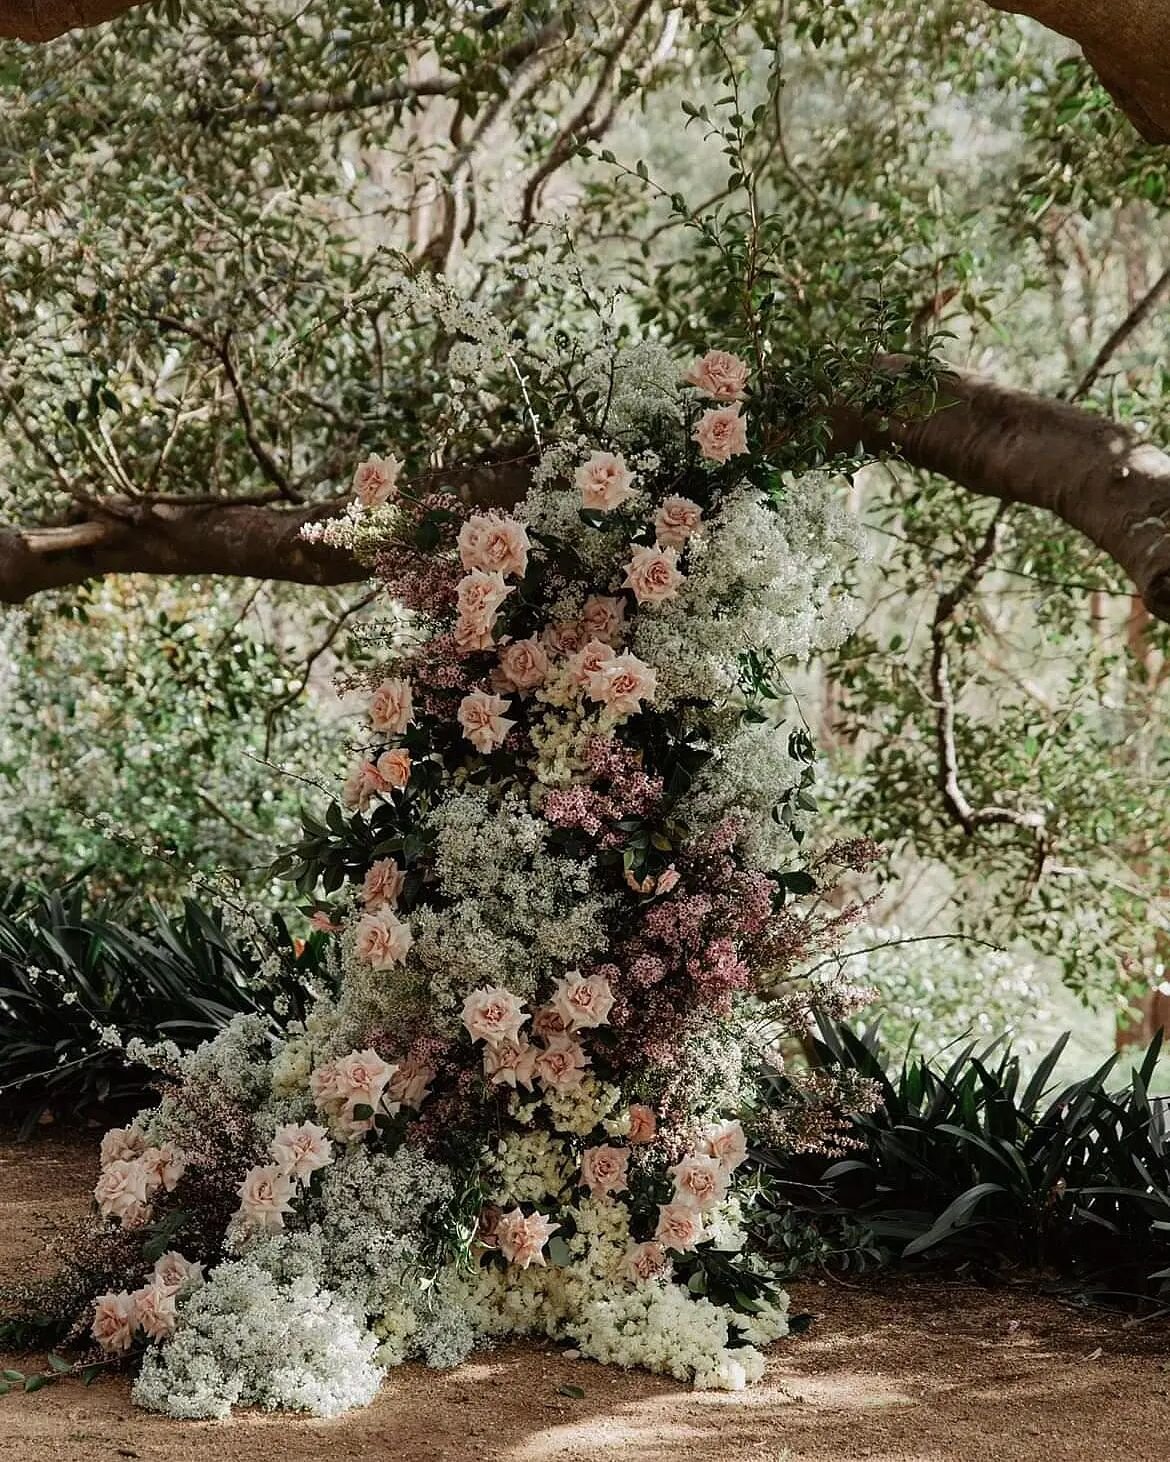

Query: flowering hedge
left=5, top=336, right=877, bottom=1416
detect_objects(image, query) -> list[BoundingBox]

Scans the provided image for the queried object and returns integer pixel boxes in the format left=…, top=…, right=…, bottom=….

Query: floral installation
left=3, top=338, right=878, bottom=1417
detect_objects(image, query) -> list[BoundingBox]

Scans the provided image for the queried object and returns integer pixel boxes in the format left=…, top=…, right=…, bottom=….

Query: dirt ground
left=3, top=1131, right=1169, bottom=1462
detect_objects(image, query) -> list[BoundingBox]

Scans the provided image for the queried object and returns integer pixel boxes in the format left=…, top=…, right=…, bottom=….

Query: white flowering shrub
left=20, top=333, right=880, bottom=1417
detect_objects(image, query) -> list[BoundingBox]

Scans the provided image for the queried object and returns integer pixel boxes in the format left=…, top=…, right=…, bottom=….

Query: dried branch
left=1070, top=264, right=1170, bottom=402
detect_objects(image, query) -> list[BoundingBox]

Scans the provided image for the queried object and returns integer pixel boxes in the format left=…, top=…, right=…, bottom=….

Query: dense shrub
left=0, top=880, right=330, bottom=1131
left=754, top=1021, right=1170, bottom=1311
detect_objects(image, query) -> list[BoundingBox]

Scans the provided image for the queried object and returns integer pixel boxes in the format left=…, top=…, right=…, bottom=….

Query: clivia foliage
left=756, top=1021, right=1170, bottom=1311
left=0, top=881, right=329, bottom=1132
left=5, top=326, right=879, bottom=1416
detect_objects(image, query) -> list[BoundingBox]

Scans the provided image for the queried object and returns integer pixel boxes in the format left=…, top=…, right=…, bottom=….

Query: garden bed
left=3, top=1131, right=1167, bottom=1461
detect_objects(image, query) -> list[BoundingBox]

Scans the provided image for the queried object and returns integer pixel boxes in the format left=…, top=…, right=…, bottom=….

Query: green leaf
left=557, top=1384, right=585, bottom=1399
left=46, top=1353, right=72, bottom=1374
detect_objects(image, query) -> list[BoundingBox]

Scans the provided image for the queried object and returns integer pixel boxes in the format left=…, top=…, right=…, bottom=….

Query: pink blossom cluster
left=541, top=736, right=664, bottom=845
left=460, top=973, right=614, bottom=1096
left=91, top=1251, right=204, bottom=1353
left=93, top=1127, right=186, bottom=1227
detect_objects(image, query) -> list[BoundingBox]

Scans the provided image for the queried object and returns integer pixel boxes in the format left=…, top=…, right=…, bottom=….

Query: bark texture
left=991, top=0, right=1170, bottom=141
left=0, top=0, right=144, bottom=40
left=0, top=460, right=530, bottom=604
left=835, top=358, right=1170, bottom=624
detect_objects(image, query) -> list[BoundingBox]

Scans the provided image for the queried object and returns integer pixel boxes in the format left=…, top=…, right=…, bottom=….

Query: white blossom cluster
left=631, top=477, right=862, bottom=708
left=398, top=790, right=614, bottom=1026
left=132, top=1259, right=383, bottom=1420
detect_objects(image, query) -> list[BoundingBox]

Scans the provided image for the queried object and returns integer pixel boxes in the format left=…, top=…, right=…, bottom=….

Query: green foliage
left=755, top=1022, right=1170, bottom=1310
left=0, top=879, right=331, bottom=1128
left=0, top=577, right=343, bottom=905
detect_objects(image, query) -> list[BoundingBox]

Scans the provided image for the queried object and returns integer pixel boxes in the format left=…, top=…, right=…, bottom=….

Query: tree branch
left=0, top=0, right=145, bottom=41
left=1070, top=264, right=1170, bottom=401
left=0, top=457, right=531, bottom=605
left=989, top=0, right=1170, bottom=143
left=832, top=356, right=1170, bottom=623
left=7, top=363, right=1170, bottom=620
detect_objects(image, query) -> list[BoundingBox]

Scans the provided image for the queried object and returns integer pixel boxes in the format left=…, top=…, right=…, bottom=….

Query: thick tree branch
left=0, top=458, right=531, bottom=604
left=7, top=368, right=1170, bottom=618
left=989, top=0, right=1170, bottom=143
left=833, top=357, right=1170, bottom=623
left=0, top=0, right=143, bottom=40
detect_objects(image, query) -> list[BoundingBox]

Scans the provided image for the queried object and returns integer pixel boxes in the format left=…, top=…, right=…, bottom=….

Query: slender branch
left=519, top=0, right=655, bottom=232
left=263, top=587, right=379, bottom=755
left=1069, top=265, right=1170, bottom=402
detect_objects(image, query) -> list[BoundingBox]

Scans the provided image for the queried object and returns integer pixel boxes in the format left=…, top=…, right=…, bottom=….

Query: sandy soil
left=3, top=1130, right=1169, bottom=1462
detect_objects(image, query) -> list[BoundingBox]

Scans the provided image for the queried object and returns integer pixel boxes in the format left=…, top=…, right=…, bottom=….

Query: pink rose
left=139, top=1143, right=186, bottom=1193
left=655, top=866, right=680, bottom=895
left=580, top=1144, right=629, bottom=1197
left=387, top=1055, right=436, bottom=1109
left=310, top=911, right=340, bottom=933
left=624, top=869, right=655, bottom=895
left=495, top=1207, right=560, bottom=1269
left=575, top=450, right=634, bottom=511
left=693, top=404, right=749, bottom=462
left=669, top=1154, right=729, bottom=1211
left=683, top=349, right=750, bottom=401
left=566, top=638, right=615, bottom=692
left=94, top=1157, right=151, bottom=1222
left=309, top=1058, right=344, bottom=1107
left=654, top=1200, right=704, bottom=1251
left=532, top=1004, right=572, bottom=1042
left=461, top=986, right=528, bottom=1045
left=329, top=1047, right=397, bottom=1136
left=623, top=1240, right=669, bottom=1282
left=456, top=569, right=513, bottom=629
left=458, top=690, right=515, bottom=754
left=627, top=1104, right=658, bottom=1145
left=369, top=678, right=414, bottom=735
left=152, top=1251, right=204, bottom=1296
left=360, top=857, right=405, bottom=909
left=334, top=1048, right=396, bottom=1105
left=131, top=1280, right=177, bottom=1341
left=454, top=615, right=496, bottom=653
left=535, top=1038, right=590, bottom=1092
left=92, top=1291, right=137, bottom=1353
left=235, top=1163, right=296, bottom=1232
left=341, top=758, right=388, bottom=811
left=580, top=594, right=626, bottom=645
left=623, top=544, right=683, bottom=606
left=353, top=453, right=403, bottom=507
left=551, top=971, right=615, bottom=1031
left=458, top=512, right=531, bottom=579
left=653, top=495, right=703, bottom=550
left=271, top=1120, right=333, bottom=1182
left=699, top=1119, right=748, bottom=1172
left=542, top=619, right=587, bottom=657
left=355, top=909, right=413, bottom=969
left=498, top=637, right=549, bottom=693
left=375, top=748, right=411, bottom=790
left=483, top=1037, right=538, bottom=1091
left=99, top=1124, right=146, bottom=1169
left=587, top=650, right=657, bottom=717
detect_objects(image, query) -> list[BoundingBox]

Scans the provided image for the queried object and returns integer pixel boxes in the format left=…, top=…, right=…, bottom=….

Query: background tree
left=0, top=0, right=1167, bottom=1043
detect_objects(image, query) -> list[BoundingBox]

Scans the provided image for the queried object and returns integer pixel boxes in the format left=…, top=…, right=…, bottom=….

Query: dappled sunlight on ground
left=4, top=1131, right=1169, bottom=1462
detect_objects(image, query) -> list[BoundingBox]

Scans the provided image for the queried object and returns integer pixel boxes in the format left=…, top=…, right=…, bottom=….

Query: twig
left=1070, top=265, right=1170, bottom=402
left=928, top=505, right=1048, bottom=855
left=263, top=588, right=379, bottom=756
